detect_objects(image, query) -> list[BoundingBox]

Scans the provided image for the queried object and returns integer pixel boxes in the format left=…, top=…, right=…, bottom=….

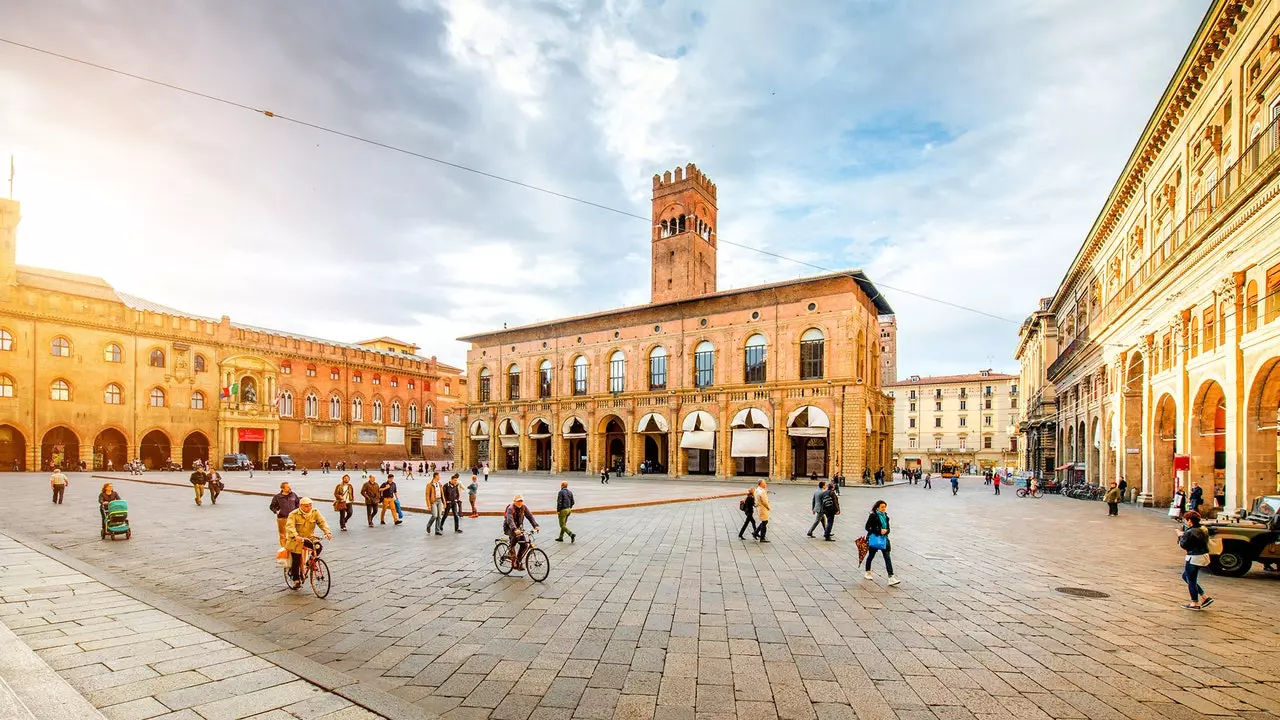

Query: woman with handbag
left=1177, top=511, right=1214, bottom=610
left=333, top=474, right=355, bottom=531
left=863, top=500, right=899, bottom=586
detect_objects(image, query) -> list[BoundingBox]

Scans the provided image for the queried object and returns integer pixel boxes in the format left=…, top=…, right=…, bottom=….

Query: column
left=1139, top=339, right=1155, bottom=505
left=1222, top=275, right=1244, bottom=513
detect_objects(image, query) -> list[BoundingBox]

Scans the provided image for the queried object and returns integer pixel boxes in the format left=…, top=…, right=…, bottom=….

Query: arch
left=800, top=328, right=825, bottom=379
left=305, top=392, right=320, bottom=418
left=1190, top=379, right=1226, bottom=500
left=1122, top=352, right=1145, bottom=488
left=469, top=419, right=491, bottom=439
left=0, top=374, right=12, bottom=398
left=0, top=328, right=12, bottom=352
left=786, top=406, right=830, bottom=430
left=238, top=376, right=257, bottom=404
left=598, top=414, right=626, bottom=433
left=730, top=407, right=771, bottom=428
left=680, top=410, right=717, bottom=474
left=351, top=396, right=364, bottom=421
left=41, top=426, right=80, bottom=470
left=637, top=412, right=670, bottom=433
left=1152, top=393, right=1177, bottom=505
left=181, top=431, right=210, bottom=469
left=372, top=399, right=384, bottom=423
left=682, top=410, right=718, bottom=432
left=1090, top=416, right=1103, bottom=485
left=694, top=340, right=715, bottom=387
left=801, top=327, right=825, bottom=342
left=562, top=416, right=587, bottom=437
left=194, top=354, right=207, bottom=373
left=391, top=399, right=401, bottom=424
left=572, top=354, right=589, bottom=395
left=529, top=418, right=552, bottom=436
left=744, top=333, right=767, bottom=385
left=608, top=350, right=626, bottom=393
left=330, top=394, right=342, bottom=420
left=191, top=391, right=206, bottom=410
left=1066, top=426, right=1075, bottom=462
left=0, top=424, right=26, bottom=471
left=424, top=403, right=434, bottom=426
left=600, top=415, right=626, bottom=473
left=139, top=429, right=172, bottom=470
left=1246, top=358, right=1280, bottom=506
left=498, top=418, right=520, bottom=436
left=93, top=428, right=127, bottom=471
left=788, top=406, right=830, bottom=478
left=104, top=342, right=123, bottom=363
left=280, top=390, right=295, bottom=417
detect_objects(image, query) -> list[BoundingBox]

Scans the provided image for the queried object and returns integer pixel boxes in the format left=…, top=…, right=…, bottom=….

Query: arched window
left=409, top=403, right=418, bottom=425
left=660, top=219, right=669, bottom=237
left=649, top=347, right=668, bottom=390
left=149, top=388, right=166, bottom=407
left=694, top=341, right=714, bottom=388
left=194, top=355, right=206, bottom=373
left=539, top=359, right=553, bottom=398
left=507, top=363, right=521, bottom=400
left=104, top=383, right=122, bottom=405
left=0, top=375, right=13, bottom=398
left=1247, top=280, right=1259, bottom=332
left=104, top=343, right=123, bottom=363
left=744, top=334, right=767, bottom=384
left=191, top=391, right=206, bottom=409
left=572, top=356, right=588, bottom=396
left=609, top=351, right=626, bottom=393
left=352, top=397, right=363, bottom=421
left=478, top=367, right=491, bottom=402
left=0, top=329, right=12, bottom=351
left=391, top=400, right=401, bottom=424
left=373, top=399, right=383, bottom=423
left=51, top=337, right=71, bottom=357
left=330, top=395, right=342, bottom=420
left=425, top=404, right=434, bottom=426
left=279, top=391, right=294, bottom=417
left=305, top=393, right=318, bottom=419
left=800, top=328, right=825, bottom=379
left=678, top=215, right=686, bottom=233
left=149, top=349, right=165, bottom=368
left=330, top=368, right=340, bottom=380
left=50, top=379, right=70, bottom=401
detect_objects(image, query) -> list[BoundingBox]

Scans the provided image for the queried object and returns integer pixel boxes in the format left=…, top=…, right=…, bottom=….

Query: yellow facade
left=888, top=371, right=1019, bottom=473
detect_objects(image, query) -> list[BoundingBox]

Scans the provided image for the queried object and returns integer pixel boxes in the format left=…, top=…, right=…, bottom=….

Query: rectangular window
left=1011, top=437, right=1018, bottom=452
left=1203, top=306, right=1216, bottom=353
left=959, top=400, right=967, bottom=411
left=935, top=401, right=942, bottom=412
left=935, top=389, right=942, bottom=398
left=540, top=368, right=553, bottom=398
left=934, top=417, right=942, bottom=428
left=909, top=402, right=916, bottom=412
left=649, top=356, right=667, bottom=390
left=744, top=345, right=766, bottom=384
left=984, top=415, right=992, bottom=426
left=800, top=340, right=824, bottom=380
left=909, top=390, right=916, bottom=400
left=909, top=418, right=916, bottom=428
left=609, top=358, right=625, bottom=393
left=573, top=364, right=587, bottom=396
left=1010, top=398, right=1017, bottom=409
left=983, top=436, right=993, bottom=449
left=1163, top=332, right=1173, bottom=371
left=1267, top=263, right=1280, bottom=323
left=478, top=377, right=491, bottom=403
left=908, top=437, right=917, bottom=448
left=508, top=373, right=520, bottom=401
left=959, top=438, right=966, bottom=451
left=984, top=398, right=992, bottom=410
left=959, top=388, right=967, bottom=398
left=694, top=351, right=715, bottom=388
left=935, top=437, right=942, bottom=450
left=984, top=385, right=992, bottom=396
left=959, top=417, right=967, bottom=427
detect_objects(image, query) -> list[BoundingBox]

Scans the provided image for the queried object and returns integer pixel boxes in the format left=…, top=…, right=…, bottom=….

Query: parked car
left=267, top=454, right=296, bottom=471
left=1206, top=495, right=1280, bottom=576
left=221, top=453, right=253, bottom=471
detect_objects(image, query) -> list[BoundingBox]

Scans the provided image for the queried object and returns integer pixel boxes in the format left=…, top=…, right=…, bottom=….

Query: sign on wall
left=423, top=429, right=438, bottom=446
left=356, top=428, right=379, bottom=443
left=238, top=428, right=265, bottom=442
left=385, top=427, right=406, bottom=445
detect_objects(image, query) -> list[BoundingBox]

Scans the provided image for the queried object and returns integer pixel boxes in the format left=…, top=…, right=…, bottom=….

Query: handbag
left=333, top=500, right=348, bottom=511
left=868, top=533, right=888, bottom=550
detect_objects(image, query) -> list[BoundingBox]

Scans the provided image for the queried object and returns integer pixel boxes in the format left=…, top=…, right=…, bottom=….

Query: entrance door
left=240, top=441, right=263, bottom=467
left=791, top=437, right=827, bottom=478
left=41, top=426, right=80, bottom=471
left=568, top=439, right=586, bottom=471
left=504, top=446, right=519, bottom=470
left=642, top=435, right=667, bottom=474
left=535, top=438, right=551, bottom=470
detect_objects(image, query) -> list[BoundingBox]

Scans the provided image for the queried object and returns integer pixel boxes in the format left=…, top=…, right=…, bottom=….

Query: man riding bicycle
left=285, top=497, right=332, bottom=587
left=504, top=495, right=540, bottom=570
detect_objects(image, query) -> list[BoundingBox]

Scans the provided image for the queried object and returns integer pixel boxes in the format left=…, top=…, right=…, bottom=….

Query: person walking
left=556, top=481, right=576, bottom=542
left=333, top=474, right=355, bottom=531
left=379, top=475, right=401, bottom=525
left=752, top=480, right=772, bottom=542
left=189, top=467, right=207, bottom=506
left=467, top=476, right=479, bottom=518
left=360, top=475, right=380, bottom=527
left=820, top=482, right=840, bottom=541
left=426, top=473, right=444, bottom=534
left=923, top=472, right=932, bottom=490
left=284, top=498, right=332, bottom=588
left=737, top=487, right=757, bottom=539
left=97, top=482, right=121, bottom=528
left=1177, top=511, right=1214, bottom=610
left=1190, top=483, right=1204, bottom=513
left=50, top=468, right=69, bottom=505
left=1118, top=476, right=1128, bottom=503
left=481, top=462, right=489, bottom=483
left=992, top=473, right=1001, bottom=496
left=208, top=471, right=224, bottom=505
left=269, top=482, right=299, bottom=547
left=1104, top=482, right=1122, bottom=516
left=950, top=474, right=959, bottom=495
left=806, top=481, right=829, bottom=538
left=443, top=474, right=464, bottom=533
left=863, top=500, right=899, bottom=585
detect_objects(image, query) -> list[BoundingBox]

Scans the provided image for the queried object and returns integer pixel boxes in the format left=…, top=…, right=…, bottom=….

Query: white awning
left=680, top=431, right=716, bottom=450
left=498, top=418, right=519, bottom=437
left=529, top=433, right=552, bottom=440
left=731, top=428, right=769, bottom=457
left=529, top=418, right=551, bottom=438
left=637, top=413, right=670, bottom=434
left=499, top=436, right=519, bottom=448
left=562, top=416, right=587, bottom=439
left=681, top=410, right=718, bottom=432
left=786, top=406, right=830, bottom=428
left=730, top=407, right=771, bottom=429
left=788, top=427, right=828, bottom=438
left=469, top=419, right=490, bottom=440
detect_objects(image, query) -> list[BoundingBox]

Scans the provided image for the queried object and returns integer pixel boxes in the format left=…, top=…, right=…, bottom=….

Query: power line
left=1, top=35, right=1022, bottom=324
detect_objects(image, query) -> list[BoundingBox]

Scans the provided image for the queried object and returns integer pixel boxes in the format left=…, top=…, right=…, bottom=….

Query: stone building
left=1020, top=0, right=1280, bottom=510
left=0, top=198, right=461, bottom=471
left=456, top=164, right=895, bottom=480
left=887, top=371, right=1019, bottom=473
left=879, top=316, right=897, bottom=386
left=1013, top=298, right=1058, bottom=478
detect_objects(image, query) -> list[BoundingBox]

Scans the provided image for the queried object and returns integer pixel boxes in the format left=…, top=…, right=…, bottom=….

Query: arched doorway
left=1246, top=359, right=1280, bottom=503
left=1089, top=417, right=1103, bottom=486
left=637, top=413, right=669, bottom=474
left=600, top=416, right=626, bottom=473
left=94, top=429, right=128, bottom=471
left=680, top=410, right=717, bottom=475
left=139, top=430, right=172, bottom=470
left=468, top=420, right=491, bottom=468
left=730, top=407, right=771, bottom=477
left=1122, top=353, right=1145, bottom=489
left=498, top=418, right=520, bottom=470
left=182, top=431, right=210, bottom=469
left=0, top=425, right=27, bottom=471
left=41, top=426, right=80, bottom=471
left=561, top=417, right=587, bottom=472
left=1077, top=420, right=1086, bottom=481
left=1152, top=394, right=1177, bottom=506
left=1190, top=381, right=1226, bottom=506
left=788, top=406, right=830, bottom=478
left=529, top=419, right=552, bottom=471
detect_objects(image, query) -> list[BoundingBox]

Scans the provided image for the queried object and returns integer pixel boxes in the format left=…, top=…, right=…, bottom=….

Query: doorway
left=182, top=432, right=210, bottom=469
left=791, top=437, right=828, bottom=478
left=140, top=430, right=172, bottom=469
left=0, top=424, right=26, bottom=471
left=94, top=429, right=128, bottom=471
left=41, top=426, right=80, bottom=471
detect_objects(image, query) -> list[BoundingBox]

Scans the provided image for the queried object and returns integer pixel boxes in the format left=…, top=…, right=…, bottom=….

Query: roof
left=16, top=266, right=120, bottom=303
left=115, top=291, right=218, bottom=322
left=885, top=371, right=1018, bottom=387
left=458, top=269, right=893, bottom=342
left=357, top=336, right=418, bottom=348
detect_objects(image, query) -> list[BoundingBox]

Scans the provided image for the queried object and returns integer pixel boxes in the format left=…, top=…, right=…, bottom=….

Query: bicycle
left=1016, top=486, right=1043, bottom=499
left=282, top=537, right=331, bottom=598
left=493, top=530, right=550, bottom=582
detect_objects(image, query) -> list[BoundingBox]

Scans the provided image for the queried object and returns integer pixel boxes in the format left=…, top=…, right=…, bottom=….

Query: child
left=467, top=477, right=479, bottom=518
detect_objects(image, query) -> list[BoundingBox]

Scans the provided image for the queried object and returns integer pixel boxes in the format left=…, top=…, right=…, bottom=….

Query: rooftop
left=885, top=370, right=1017, bottom=387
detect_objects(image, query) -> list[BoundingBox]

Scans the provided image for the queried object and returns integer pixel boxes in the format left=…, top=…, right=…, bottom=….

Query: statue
left=241, top=380, right=257, bottom=404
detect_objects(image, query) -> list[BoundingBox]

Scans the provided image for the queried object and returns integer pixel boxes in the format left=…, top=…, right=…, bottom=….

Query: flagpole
left=7, top=155, right=12, bottom=199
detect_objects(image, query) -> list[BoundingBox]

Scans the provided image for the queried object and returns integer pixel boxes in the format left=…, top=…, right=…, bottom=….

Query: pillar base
left=1138, top=492, right=1157, bottom=508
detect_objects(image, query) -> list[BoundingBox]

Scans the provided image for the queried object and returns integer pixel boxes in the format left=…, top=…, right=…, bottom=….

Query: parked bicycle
left=493, top=531, right=550, bottom=582
left=282, top=537, right=331, bottom=598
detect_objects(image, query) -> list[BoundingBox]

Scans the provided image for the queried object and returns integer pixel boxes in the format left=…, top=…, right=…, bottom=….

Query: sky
left=0, top=0, right=1208, bottom=375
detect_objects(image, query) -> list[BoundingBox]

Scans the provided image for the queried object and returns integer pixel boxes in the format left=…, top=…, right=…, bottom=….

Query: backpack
left=820, top=492, right=835, bottom=512
left=502, top=505, right=515, bottom=534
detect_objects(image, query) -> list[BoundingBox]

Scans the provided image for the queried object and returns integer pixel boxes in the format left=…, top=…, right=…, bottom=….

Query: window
left=908, top=437, right=917, bottom=448
left=191, top=391, right=206, bottom=410
left=104, top=383, right=122, bottom=405
left=934, top=418, right=942, bottom=428
left=984, top=415, right=992, bottom=426
left=1220, top=301, right=1227, bottom=346
left=609, top=351, right=626, bottom=393
left=194, top=355, right=206, bottom=373
left=1190, top=318, right=1200, bottom=358
left=425, top=404, right=434, bottom=426
left=372, top=375, right=381, bottom=385
left=1267, top=263, right=1280, bottom=323
left=507, top=364, right=520, bottom=400
left=0, top=329, right=11, bottom=351
left=354, top=372, right=362, bottom=383
left=540, top=360, right=553, bottom=398
left=935, top=437, right=942, bottom=450
left=391, top=400, right=401, bottom=424
left=373, top=399, right=383, bottom=423
left=330, top=395, right=342, bottom=420
left=50, top=379, right=70, bottom=401
left=280, top=391, right=294, bottom=417
left=694, top=341, right=714, bottom=388
left=1011, top=436, right=1019, bottom=452
left=104, top=343, right=123, bottom=363
left=408, top=380, right=415, bottom=390
left=149, top=349, right=164, bottom=368
left=909, top=402, right=916, bottom=412
left=744, top=334, right=767, bottom=384
left=909, top=418, right=916, bottom=428
left=959, top=438, right=966, bottom=451
left=352, top=397, right=364, bottom=421
left=573, top=356, right=588, bottom=395
left=281, top=362, right=292, bottom=375
left=935, top=389, right=942, bottom=398
left=444, top=382, right=451, bottom=396
left=935, top=401, right=942, bottom=412
left=51, top=337, right=70, bottom=357
left=330, top=370, right=340, bottom=380
left=1011, top=398, right=1018, bottom=409
left=984, top=398, right=992, bottom=410
left=983, top=436, right=993, bottom=449
left=307, top=365, right=317, bottom=377
left=478, top=368, right=491, bottom=402
left=799, top=328, right=824, bottom=379
left=984, top=385, right=992, bottom=395
left=649, top=348, right=667, bottom=390
left=390, top=377, right=398, bottom=387
left=959, top=400, right=967, bottom=410
left=1162, top=332, right=1173, bottom=371
left=959, top=417, right=967, bottom=427
left=409, top=403, right=418, bottom=424
left=149, top=388, right=166, bottom=407
left=1203, top=306, right=1216, bottom=353
left=909, top=390, right=916, bottom=400
left=1246, top=280, right=1259, bottom=332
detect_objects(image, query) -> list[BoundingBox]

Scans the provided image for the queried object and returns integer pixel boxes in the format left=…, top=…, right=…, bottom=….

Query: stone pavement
left=2, top=471, right=1280, bottom=719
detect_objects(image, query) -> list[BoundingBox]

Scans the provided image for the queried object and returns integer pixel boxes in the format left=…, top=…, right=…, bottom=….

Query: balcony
left=1046, top=328, right=1097, bottom=383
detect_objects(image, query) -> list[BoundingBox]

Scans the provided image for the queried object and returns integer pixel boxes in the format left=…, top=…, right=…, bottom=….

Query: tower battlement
left=650, top=163, right=718, bottom=303
left=653, top=163, right=717, bottom=200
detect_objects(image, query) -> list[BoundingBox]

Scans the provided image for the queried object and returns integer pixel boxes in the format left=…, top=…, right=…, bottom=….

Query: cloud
left=0, top=0, right=1205, bottom=375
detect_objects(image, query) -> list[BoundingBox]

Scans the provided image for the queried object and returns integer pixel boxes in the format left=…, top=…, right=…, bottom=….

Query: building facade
left=1014, top=298, right=1058, bottom=478
left=879, top=316, right=897, bottom=386
left=888, top=371, right=1019, bottom=473
left=0, top=198, right=462, bottom=471
left=456, top=164, right=895, bottom=481
left=1021, top=0, right=1280, bottom=511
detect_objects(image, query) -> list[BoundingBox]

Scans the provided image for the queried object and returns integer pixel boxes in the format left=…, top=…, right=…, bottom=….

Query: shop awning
left=499, top=436, right=519, bottom=448
left=561, top=416, right=587, bottom=439
left=498, top=418, right=520, bottom=437
left=730, top=407, right=771, bottom=429
left=786, top=406, right=830, bottom=427
left=679, top=430, right=716, bottom=450
left=469, top=419, right=490, bottom=440
left=731, top=428, right=769, bottom=457
left=528, top=418, right=551, bottom=439
left=637, top=413, right=670, bottom=434
left=529, top=433, right=551, bottom=439
left=681, top=410, right=717, bottom=432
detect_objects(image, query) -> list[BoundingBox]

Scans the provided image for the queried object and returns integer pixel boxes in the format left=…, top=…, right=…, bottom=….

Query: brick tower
left=651, top=163, right=717, bottom=303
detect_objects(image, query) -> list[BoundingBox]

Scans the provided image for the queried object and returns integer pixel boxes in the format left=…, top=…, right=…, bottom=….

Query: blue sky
left=0, top=0, right=1206, bottom=374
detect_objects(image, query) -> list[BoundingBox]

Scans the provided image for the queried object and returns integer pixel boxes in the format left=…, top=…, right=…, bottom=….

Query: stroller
left=101, top=500, right=131, bottom=540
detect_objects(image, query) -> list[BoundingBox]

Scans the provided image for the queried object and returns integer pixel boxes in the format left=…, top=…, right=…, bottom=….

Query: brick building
left=456, top=164, right=894, bottom=480
left=879, top=316, right=897, bottom=386
left=0, top=198, right=462, bottom=471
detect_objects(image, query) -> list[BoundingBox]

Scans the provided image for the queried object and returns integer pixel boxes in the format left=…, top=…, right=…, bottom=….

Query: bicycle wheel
left=282, top=565, right=296, bottom=590
left=494, top=543, right=513, bottom=575
left=1016, top=489, right=1026, bottom=498
left=310, top=558, right=330, bottom=598
left=525, top=548, right=550, bottom=583
left=1032, top=489, right=1043, bottom=498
